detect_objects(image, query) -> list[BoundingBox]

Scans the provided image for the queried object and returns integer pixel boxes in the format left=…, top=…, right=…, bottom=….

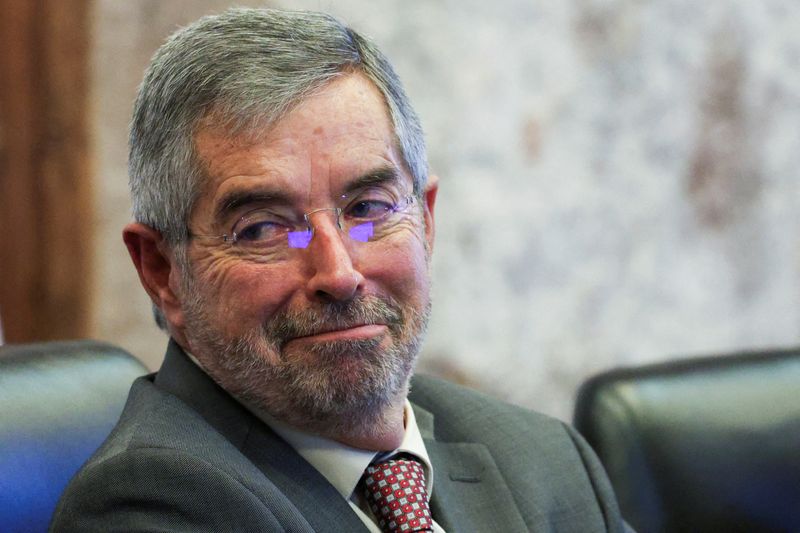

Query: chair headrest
left=574, top=348, right=800, bottom=533
left=0, top=340, right=148, bottom=533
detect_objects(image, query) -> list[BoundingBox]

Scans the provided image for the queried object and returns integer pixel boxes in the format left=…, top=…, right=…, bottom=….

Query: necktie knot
left=362, top=456, right=433, bottom=532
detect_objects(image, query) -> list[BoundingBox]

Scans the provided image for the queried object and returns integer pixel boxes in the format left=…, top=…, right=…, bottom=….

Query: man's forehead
left=196, top=73, right=394, bottom=150
left=193, top=127, right=408, bottom=191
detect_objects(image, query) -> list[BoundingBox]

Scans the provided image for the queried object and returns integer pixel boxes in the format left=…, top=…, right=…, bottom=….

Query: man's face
left=175, top=73, right=436, bottom=438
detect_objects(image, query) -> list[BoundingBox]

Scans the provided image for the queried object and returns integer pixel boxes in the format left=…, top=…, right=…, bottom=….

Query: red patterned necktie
left=361, top=456, right=434, bottom=532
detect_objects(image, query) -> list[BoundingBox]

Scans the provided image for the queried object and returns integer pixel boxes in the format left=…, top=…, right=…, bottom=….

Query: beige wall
left=90, top=1, right=800, bottom=420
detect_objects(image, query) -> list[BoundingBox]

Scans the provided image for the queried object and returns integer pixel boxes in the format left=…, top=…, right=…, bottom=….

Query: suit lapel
left=413, top=404, right=528, bottom=532
left=426, top=440, right=528, bottom=531
left=240, top=423, right=369, bottom=532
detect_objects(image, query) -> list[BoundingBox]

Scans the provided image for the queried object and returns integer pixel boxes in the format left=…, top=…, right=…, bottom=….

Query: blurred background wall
left=3, top=0, right=799, bottom=420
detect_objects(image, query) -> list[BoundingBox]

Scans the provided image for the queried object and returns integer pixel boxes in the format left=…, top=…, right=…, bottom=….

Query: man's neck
left=330, top=401, right=407, bottom=451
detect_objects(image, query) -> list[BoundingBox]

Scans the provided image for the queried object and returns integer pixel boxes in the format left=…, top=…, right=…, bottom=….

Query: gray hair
left=128, top=8, right=428, bottom=330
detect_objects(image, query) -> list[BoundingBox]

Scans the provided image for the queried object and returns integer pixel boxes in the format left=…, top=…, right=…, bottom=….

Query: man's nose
left=303, top=211, right=364, bottom=302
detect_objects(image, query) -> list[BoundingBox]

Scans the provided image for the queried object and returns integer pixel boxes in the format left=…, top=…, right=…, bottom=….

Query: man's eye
left=234, top=219, right=286, bottom=243
left=346, top=200, right=393, bottom=220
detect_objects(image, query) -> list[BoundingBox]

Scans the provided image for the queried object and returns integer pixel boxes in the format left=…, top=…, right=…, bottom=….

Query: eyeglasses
left=191, top=190, right=417, bottom=256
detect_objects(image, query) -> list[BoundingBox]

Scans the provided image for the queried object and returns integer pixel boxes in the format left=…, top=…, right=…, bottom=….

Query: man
left=52, top=8, right=628, bottom=532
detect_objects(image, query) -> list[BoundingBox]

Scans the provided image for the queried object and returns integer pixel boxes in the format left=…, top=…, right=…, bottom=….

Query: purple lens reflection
left=349, top=222, right=374, bottom=242
left=287, top=230, right=313, bottom=249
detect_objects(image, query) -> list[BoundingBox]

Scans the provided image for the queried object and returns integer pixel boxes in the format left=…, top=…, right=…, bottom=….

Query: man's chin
left=280, top=337, right=406, bottom=393
left=265, top=337, right=414, bottom=418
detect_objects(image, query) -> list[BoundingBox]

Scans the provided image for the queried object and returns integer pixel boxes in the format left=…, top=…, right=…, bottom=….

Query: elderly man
left=52, top=8, right=627, bottom=532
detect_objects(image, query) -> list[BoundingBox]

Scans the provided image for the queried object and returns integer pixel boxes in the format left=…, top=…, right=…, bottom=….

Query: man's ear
left=122, top=223, right=186, bottom=332
left=422, top=174, right=439, bottom=251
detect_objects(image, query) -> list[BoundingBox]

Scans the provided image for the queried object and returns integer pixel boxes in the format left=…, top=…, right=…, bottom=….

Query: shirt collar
left=260, top=401, right=435, bottom=501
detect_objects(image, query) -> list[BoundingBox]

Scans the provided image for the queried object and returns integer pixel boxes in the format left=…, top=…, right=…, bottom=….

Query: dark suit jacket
left=50, top=340, right=627, bottom=532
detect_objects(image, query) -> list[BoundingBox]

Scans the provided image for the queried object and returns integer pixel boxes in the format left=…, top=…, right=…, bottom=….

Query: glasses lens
left=287, top=229, right=313, bottom=249
left=341, top=194, right=414, bottom=243
left=348, top=221, right=374, bottom=243
left=232, top=210, right=293, bottom=247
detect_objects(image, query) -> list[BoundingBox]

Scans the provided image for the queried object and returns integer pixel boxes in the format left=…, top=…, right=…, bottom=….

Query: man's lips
left=286, top=324, right=388, bottom=344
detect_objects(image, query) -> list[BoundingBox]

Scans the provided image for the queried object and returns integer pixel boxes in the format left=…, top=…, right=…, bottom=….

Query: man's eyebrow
left=213, top=167, right=404, bottom=220
left=343, top=166, right=403, bottom=195
left=213, top=189, right=291, bottom=222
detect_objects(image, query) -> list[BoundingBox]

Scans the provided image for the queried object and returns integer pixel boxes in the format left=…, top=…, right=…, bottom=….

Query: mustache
left=263, top=295, right=404, bottom=344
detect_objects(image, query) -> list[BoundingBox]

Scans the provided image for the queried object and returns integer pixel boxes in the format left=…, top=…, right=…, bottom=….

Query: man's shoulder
left=50, top=439, right=292, bottom=532
left=64, top=375, right=256, bottom=488
left=88, top=375, right=230, bottom=459
left=409, top=373, right=590, bottom=471
left=50, top=376, right=308, bottom=532
left=409, top=374, right=627, bottom=532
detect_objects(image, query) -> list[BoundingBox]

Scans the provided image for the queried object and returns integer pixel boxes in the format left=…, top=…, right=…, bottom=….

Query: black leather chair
left=574, top=348, right=800, bottom=533
left=0, top=340, right=147, bottom=533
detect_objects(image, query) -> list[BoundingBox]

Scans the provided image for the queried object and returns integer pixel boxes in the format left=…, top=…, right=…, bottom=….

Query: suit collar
left=153, top=339, right=251, bottom=447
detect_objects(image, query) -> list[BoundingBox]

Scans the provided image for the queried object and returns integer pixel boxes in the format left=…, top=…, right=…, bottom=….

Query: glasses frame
left=189, top=195, right=417, bottom=252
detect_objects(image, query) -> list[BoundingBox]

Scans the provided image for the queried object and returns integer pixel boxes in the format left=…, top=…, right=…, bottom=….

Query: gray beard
left=181, top=288, right=430, bottom=441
